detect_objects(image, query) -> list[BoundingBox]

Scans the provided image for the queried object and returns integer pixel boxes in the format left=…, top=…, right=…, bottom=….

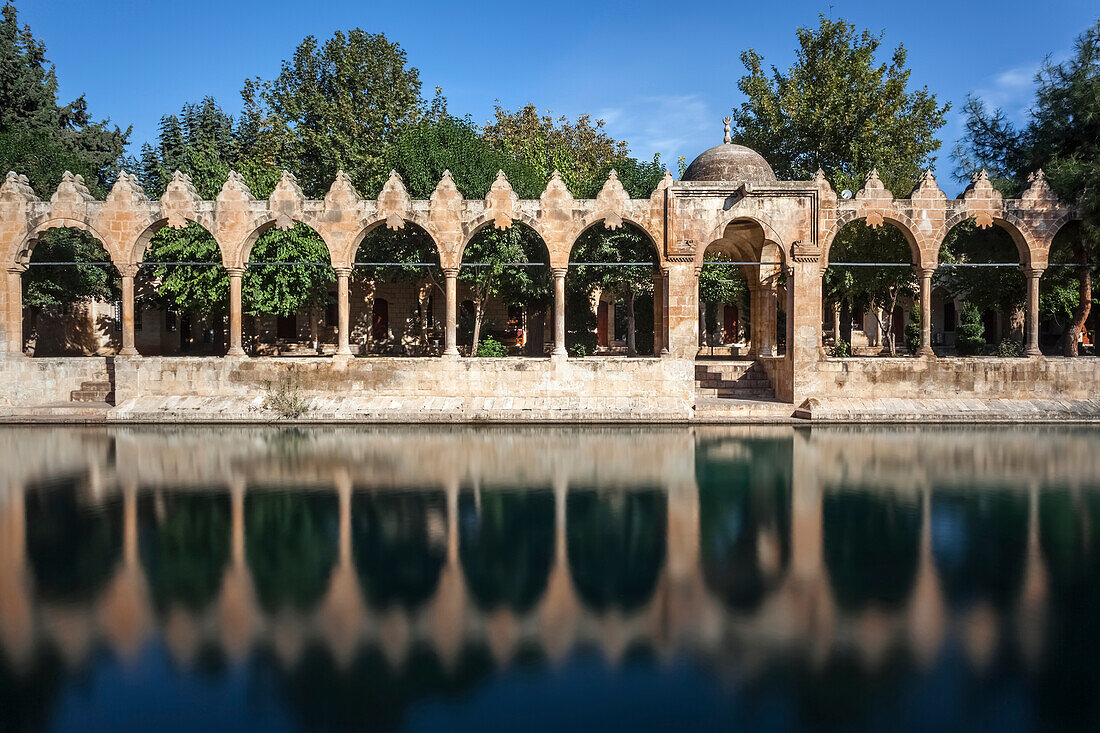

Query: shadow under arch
left=567, top=221, right=661, bottom=356
left=930, top=486, right=1028, bottom=611
left=938, top=218, right=1026, bottom=346
left=459, top=221, right=552, bottom=355
left=20, top=224, right=121, bottom=356
left=245, top=490, right=338, bottom=613
left=352, top=489, right=447, bottom=611
left=354, top=221, right=444, bottom=355
left=566, top=488, right=667, bottom=613
left=138, top=491, right=231, bottom=613
left=458, top=488, right=554, bottom=613
left=25, top=480, right=123, bottom=603
left=697, top=219, right=783, bottom=355
left=822, top=489, right=920, bottom=611
left=696, top=436, right=792, bottom=612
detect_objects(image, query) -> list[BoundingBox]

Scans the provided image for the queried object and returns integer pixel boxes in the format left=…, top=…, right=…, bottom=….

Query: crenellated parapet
left=0, top=168, right=673, bottom=273
left=821, top=168, right=1073, bottom=270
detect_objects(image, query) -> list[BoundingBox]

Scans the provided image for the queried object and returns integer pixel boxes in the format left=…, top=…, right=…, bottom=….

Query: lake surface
left=1, top=425, right=1099, bottom=732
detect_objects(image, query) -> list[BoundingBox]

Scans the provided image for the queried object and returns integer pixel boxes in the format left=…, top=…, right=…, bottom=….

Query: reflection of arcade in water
left=2, top=426, right=1100, bottom=729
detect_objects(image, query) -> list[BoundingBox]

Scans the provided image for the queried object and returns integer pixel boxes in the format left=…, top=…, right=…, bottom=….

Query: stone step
left=71, top=389, right=113, bottom=403
left=80, top=381, right=112, bottom=391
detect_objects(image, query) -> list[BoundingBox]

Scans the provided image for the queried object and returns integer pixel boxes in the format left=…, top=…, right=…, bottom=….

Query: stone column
left=552, top=267, right=567, bottom=357
left=119, top=265, right=138, bottom=356
left=4, top=265, right=26, bottom=356
left=758, top=279, right=777, bottom=357
left=1025, top=267, right=1043, bottom=357
left=790, top=250, right=824, bottom=403
left=663, top=262, right=700, bottom=359
left=443, top=267, right=459, bottom=357
left=660, top=267, right=671, bottom=356
left=335, top=267, right=352, bottom=356
left=226, top=266, right=245, bottom=356
left=917, top=267, right=934, bottom=357
left=652, top=271, right=665, bottom=355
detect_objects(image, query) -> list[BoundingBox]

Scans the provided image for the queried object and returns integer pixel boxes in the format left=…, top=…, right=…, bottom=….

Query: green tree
left=955, top=302, right=987, bottom=356
left=955, top=21, right=1100, bottom=356
left=0, top=2, right=129, bottom=196
left=731, top=14, right=949, bottom=196
left=1, top=1, right=129, bottom=330
left=241, top=29, right=423, bottom=197
left=730, top=15, right=948, bottom=356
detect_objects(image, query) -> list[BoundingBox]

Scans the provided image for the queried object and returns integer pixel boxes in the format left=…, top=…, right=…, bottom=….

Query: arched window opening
left=825, top=221, right=916, bottom=357
left=244, top=222, right=334, bottom=356
left=567, top=222, right=660, bottom=358
left=938, top=220, right=1025, bottom=356
left=459, top=222, right=551, bottom=357
left=141, top=222, right=227, bottom=355
left=354, top=222, right=442, bottom=356
left=21, top=227, right=120, bottom=356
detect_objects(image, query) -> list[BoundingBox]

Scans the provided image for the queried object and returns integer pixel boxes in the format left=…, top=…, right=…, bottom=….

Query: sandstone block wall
left=0, top=357, right=110, bottom=406
left=807, top=357, right=1100, bottom=400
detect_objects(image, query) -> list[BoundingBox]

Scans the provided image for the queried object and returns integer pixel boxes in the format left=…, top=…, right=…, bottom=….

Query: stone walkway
left=793, top=397, right=1100, bottom=423
left=3, top=395, right=1100, bottom=424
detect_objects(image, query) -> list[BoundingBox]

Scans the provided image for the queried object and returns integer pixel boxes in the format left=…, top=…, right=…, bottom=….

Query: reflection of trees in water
left=252, top=642, right=493, bottom=732
left=139, top=492, right=231, bottom=612
left=353, top=491, right=446, bottom=610
left=1037, top=489, right=1100, bottom=730
left=26, top=481, right=122, bottom=603
left=697, top=439, right=792, bottom=612
left=931, top=489, right=1027, bottom=610
left=567, top=489, right=666, bottom=613
left=823, top=490, right=920, bottom=610
left=0, top=645, right=65, bottom=733
left=246, top=491, right=337, bottom=612
left=459, top=489, right=554, bottom=613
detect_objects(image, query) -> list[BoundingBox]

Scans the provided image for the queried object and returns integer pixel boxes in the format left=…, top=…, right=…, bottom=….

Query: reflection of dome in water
left=682, top=120, right=777, bottom=183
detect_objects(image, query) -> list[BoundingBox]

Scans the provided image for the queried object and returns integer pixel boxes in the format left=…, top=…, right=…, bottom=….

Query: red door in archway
left=722, top=305, right=738, bottom=343
left=597, top=302, right=609, bottom=347
left=372, top=298, right=389, bottom=342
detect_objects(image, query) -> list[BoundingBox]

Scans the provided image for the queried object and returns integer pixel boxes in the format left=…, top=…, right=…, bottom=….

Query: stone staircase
left=70, top=380, right=114, bottom=404
left=695, top=360, right=776, bottom=401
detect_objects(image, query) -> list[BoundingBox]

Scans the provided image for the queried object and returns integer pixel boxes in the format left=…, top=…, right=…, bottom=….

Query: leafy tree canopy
left=955, top=20, right=1100, bottom=354
left=731, top=14, right=948, bottom=196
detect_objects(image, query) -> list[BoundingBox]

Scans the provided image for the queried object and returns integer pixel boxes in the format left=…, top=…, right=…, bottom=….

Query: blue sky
left=12, top=0, right=1099, bottom=194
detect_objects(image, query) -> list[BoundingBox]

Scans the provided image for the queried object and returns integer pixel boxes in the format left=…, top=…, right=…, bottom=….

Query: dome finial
left=722, top=117, right=732, bottom=145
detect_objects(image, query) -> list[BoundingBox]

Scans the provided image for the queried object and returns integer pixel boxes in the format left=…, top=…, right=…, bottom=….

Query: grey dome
left=681, top=143, right=777, bottom=184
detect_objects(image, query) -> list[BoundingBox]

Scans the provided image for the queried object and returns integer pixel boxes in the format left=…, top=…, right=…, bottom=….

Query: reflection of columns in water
left=218, top=478, right=257, bottom=661
left=1017, top=483, right=1047, bottom=668
left=0, top=486, right=33, bottom=668
left=907, top=487, right=945, bottom=668
left=789, top=432, right=833, bottom=667
left=539, top=471, right=579, bottom=663
left=96, top=483, right=151, bottom=662
left=429, top=476, right=467, bottom=670
left=316, top=471, right=365, bottom=669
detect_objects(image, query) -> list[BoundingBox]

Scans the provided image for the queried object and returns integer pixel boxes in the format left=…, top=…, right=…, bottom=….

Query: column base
left=442, top=349, right=460, bottom=359
left=551, top=351, right=568, bottom=361
left=335, top=346, right=352, bottom=357
left=226, top=347, right=246, bottom=357
left=1025, top=347, right=1042, bottom=358
left=118, top=347, right=139, bottom=356
left=916, top=346, right=934, bottom=357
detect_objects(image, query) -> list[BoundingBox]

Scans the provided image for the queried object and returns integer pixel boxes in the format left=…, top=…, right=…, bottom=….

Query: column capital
left=551, top=267, right=568, bottom=279
left=6, top=263, right=27, bottom=275
left=442, top=266, right=459, bottom=278
left=333, top=266, right=353, bottom=278
left=225, top=265, right=245, bottom=277
left=1023, top=265, right=1046, bottom=278
left=915, top=265, right=936, bottom=278
left=118, top=263, right=139, bottom=279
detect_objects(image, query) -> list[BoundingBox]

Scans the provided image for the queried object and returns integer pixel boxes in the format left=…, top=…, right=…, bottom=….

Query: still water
left=1, top=425, right=1099, bottom=731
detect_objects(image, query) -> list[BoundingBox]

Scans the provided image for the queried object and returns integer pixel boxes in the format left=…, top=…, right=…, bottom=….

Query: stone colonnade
left=0, top=164, right=1076, bottom=399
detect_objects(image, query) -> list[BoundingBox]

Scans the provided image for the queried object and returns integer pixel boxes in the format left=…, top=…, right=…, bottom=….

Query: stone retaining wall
left=806, top=356, right=1100, bottom=400
left=0, top=357, right=110, bottom=406
left=109, top=355, right=696, bottom=421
